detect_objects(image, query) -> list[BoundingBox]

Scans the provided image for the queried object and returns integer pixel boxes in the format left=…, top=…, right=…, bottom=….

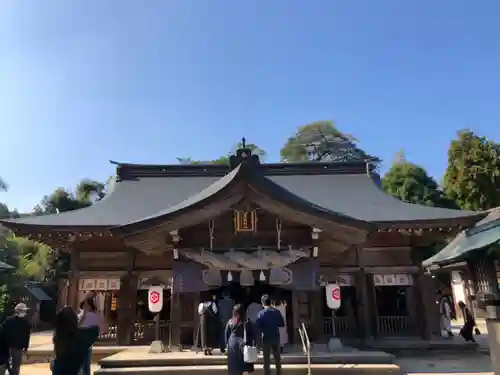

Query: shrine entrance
left=207, top=281, right=292, bottom=308
left=203, top=280, right=294, bottom=344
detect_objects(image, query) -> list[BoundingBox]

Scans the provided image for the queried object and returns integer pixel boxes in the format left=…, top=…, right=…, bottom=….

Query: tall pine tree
left=443, top=130, right=500, bottom=211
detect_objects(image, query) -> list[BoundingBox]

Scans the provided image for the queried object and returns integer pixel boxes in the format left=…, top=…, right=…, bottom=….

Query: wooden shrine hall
left=0, top=144, right=486, bottom=347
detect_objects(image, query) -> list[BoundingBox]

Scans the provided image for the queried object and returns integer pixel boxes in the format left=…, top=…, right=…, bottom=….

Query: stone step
left=95, top=364, right=403, bottom=375
left=98, top=350, right=396, bottom=368
left=25, top=345, right=125, bottom=365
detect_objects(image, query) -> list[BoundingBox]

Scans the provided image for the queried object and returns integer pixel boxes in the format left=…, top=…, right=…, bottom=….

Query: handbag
left=243, top=322, right=258, bottom=363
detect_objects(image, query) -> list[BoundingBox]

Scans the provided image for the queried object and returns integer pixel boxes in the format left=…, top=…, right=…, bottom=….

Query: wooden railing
left=132, top=320, right=171, bottom=344
left=323, top=317, right=357, bottom=337
left=377, top=316, right=413, bottom=336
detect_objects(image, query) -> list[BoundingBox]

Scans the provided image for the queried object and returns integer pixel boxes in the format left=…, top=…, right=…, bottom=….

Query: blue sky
left=1, top=0, right=500, bottom=213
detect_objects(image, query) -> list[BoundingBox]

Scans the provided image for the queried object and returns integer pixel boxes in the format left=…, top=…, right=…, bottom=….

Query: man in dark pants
left=256, top=294, right=284, bottom=375
left=0, top=303, right=31, bottom=375
left=217, top=293, right=234, bottom=354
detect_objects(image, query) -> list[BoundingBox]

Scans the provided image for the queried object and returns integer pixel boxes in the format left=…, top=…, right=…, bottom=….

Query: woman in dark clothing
left=51, top=306, right=99, bottom=375
left=225, top=304, right=256, bottom=375
left=458, top=301, right=476, bottom=343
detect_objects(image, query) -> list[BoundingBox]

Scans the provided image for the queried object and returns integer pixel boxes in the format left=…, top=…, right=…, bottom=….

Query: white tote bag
left=243, top=322, right=258, bottom=363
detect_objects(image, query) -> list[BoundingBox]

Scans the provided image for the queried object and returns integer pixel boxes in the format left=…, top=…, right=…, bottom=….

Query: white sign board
left=325, top=283, right=341, bottom=310
left=148, top=286, right=164, bottom=313
left=373, top=273, right=414, bottom=286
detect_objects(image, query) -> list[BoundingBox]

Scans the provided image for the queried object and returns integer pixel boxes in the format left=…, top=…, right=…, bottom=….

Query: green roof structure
left=423, top=209, right=500, bottom=269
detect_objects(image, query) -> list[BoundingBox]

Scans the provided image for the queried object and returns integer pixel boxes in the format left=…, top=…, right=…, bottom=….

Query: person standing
left=51, top=306, right=99, bottom=375
left=272, top=300, right=288, bottom=352
left=224, top=304, right=255, bottom=375
left=218, top=293, right=234, bottom=353
left=437, top=291, right=453, bottom=337
left=197, top=295, right=219, bottom=355
left=78, top=292, right=103, bottom=375
left=246, top=300, right=262, bottom=350
left=458, top=301, right=476, bottom=343
left=0, top=303, right=31, bottom=375
left=256, top=295, right=284, bottom=375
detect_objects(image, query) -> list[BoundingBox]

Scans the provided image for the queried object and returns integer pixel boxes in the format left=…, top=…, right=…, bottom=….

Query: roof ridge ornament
left=229, top=137, right=260, bottom=170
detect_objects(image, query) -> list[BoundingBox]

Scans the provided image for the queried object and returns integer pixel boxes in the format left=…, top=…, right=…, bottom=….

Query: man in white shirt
left=437, top=291, right=453, bottom=337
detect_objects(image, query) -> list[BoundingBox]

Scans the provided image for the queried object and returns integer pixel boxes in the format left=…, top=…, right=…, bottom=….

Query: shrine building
left=0, top=144, right=485, bottom=346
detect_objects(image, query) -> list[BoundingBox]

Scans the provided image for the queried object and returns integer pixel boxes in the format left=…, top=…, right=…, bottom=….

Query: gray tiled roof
left=268, top=174, right=478, bottom=222
left=0, top=165, right=481, bottom=229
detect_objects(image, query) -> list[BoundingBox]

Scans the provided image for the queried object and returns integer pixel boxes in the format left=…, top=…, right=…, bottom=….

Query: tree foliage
left=3, top=237, right=52, bottom=281
left=382, top=156, right=456, bottom=208
left=33, top=188, right=90, bottom=214
left=76, top=179, right=106, bottom=202
left=443, top=130, right=500, bottom=211
left=28, top=179, right=107, bottom=281
left=280, top=121, right=378, bottom=163
left=0, top=177, right=7, bottom=192
left=177, top=141, right=266, bottom=165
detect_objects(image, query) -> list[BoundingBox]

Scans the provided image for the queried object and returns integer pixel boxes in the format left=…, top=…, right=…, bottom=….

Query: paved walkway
left=28, top=331, right=53, bottom=348
left=397, top=353, right=493, bottom=374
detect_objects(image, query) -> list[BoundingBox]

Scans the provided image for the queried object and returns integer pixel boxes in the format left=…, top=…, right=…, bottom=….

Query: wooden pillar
left=57, top=279, right=68, bottom=311
left=191, top=292, right=200, bottom=346
left=310, top=290, right=323, bottom=342
left=117, top=272, right=138, bottom=345
left=67, top=273, right=79, bottom=310
left=169, top=292, right=182, bottom=347
left=117, top=249, right=138, bottom=345
left=67, top=248, right=80, bottom=310
left=292, top=290, right=300, bottom=344
left=414, top=271, right=437, bottom=339
left=355, top=269, right=373, bottom=339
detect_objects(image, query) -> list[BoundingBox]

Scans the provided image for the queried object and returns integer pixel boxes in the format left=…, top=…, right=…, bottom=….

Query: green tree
left=280, top=121, right=378, bottom=163
left=176, top=156, right=229, bottom=165
left=33, top=188, right=90, bottom=214
left=0, top=203, right=10, bottom=219
left=0, top=177, right=7, bottom=192
left=382, top=157, right=457, bottom=208
left=76, top=179, right=106, bottom=202
left=0, top=203, right=19, bottom=220
left=178, top=141, right=266, bottom=165
left=31, top=179, right=106, bottom=281
left=5, top=237, right=51, bottom=281
left=443, top=130, right=500, bottom=211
